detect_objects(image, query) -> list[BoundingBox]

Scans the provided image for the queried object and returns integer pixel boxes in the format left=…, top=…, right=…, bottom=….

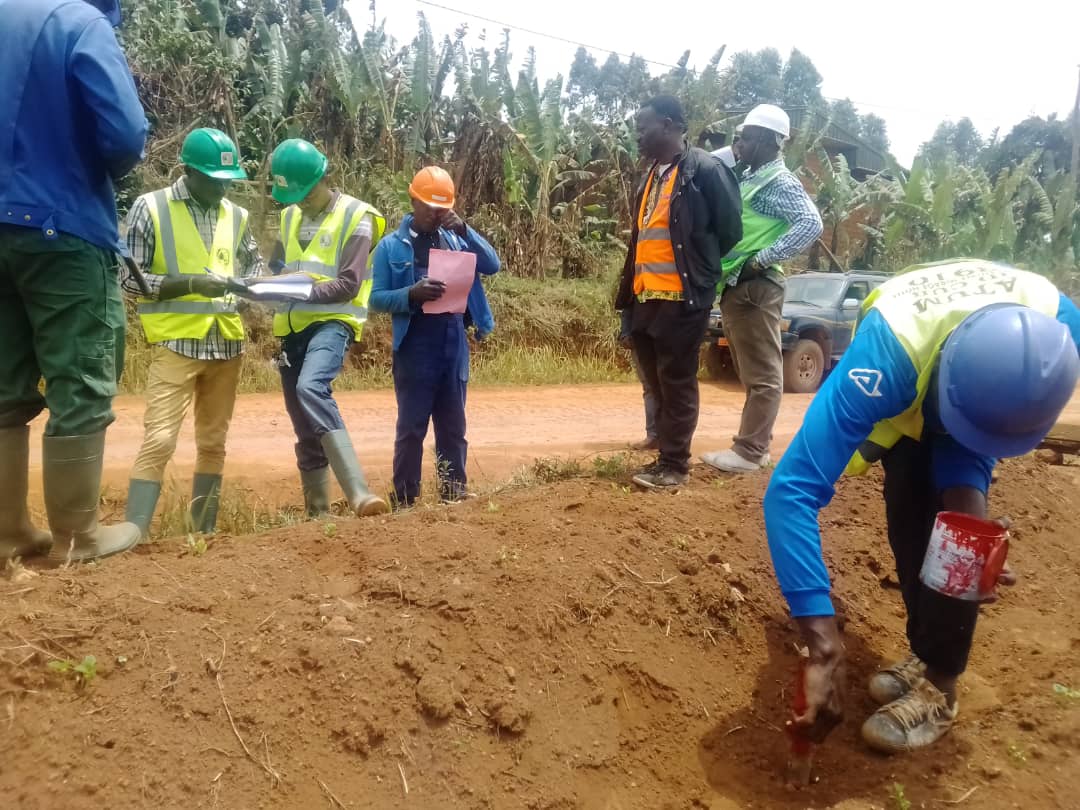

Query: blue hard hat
left=938, top=304, right=1079, bottom=458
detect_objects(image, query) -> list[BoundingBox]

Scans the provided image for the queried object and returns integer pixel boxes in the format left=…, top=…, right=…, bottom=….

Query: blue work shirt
left=0, top=0, right=147, bottom=252
left=370, top=215, right=501, bottom=352
left=764, top=294, right=1080, bottom=618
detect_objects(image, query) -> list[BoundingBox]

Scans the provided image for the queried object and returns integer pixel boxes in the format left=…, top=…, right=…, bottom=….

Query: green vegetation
left=113, top=0, right=1078, bottom=394
left=889, top=782, right=912, bottom=810
left=47, top=655, right=98, bottom=687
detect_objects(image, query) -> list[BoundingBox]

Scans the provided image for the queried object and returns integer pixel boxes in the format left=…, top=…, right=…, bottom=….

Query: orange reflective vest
left=633, top=167, right=682, bottom=295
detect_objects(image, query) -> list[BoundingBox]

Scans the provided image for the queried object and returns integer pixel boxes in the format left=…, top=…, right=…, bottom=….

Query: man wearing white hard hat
left=702, top=104, right=822, bottom=474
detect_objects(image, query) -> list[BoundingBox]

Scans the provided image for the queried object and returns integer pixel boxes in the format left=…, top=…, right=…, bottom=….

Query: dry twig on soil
left=213, top=671, right=282, bottom=786
left=318, top=778, right=348, bottom=809
left=936, top=787, right=979, bottom=805
left=397, top=762, right=409, bottom=795
left=620, top=563, right=678, bottom=587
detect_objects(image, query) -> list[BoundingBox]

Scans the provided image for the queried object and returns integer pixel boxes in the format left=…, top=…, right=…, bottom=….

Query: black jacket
left=615, top=145, right=742, bottom=312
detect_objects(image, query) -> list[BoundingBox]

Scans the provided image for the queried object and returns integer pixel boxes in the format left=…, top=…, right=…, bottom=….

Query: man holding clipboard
left=370, top=166, right=500, bottom=507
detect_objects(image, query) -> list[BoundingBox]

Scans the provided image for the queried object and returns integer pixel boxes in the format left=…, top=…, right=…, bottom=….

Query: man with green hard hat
left=120, top=128, right=264, bottom=539
left=267, top=138, right=389, bottom=518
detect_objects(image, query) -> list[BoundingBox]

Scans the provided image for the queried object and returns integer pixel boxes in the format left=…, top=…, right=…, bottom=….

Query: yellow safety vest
left=272, top=194, right=386, bottom=338
left=845, top=258, right=1061, bottom=475
left=136, top=189, right=246, bottom=344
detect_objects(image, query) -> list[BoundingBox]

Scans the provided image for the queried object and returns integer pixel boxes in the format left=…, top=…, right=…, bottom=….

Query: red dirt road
left=26, top=381, right=1080, bottom=505
left=27, top=381, right=815, bottom=503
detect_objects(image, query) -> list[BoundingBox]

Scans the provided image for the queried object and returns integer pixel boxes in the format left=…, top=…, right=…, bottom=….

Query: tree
left=981, top=115, right=1074, bottom=181
left=781, top=48, right=824, bottom=109
left=919, top=117, right=983, bottom=167
left=720, top=48, right=783, bottom=109
left=829, top=98, right=862, bottom=137
left=860, top=113, right=890, bottom=153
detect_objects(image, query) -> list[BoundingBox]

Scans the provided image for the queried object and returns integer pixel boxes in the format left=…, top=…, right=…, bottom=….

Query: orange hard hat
left=408, top=165, right=456, bottom=209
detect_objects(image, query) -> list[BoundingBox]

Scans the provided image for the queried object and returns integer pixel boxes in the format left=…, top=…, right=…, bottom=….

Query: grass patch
left=592, top=452, right=636, bottom=481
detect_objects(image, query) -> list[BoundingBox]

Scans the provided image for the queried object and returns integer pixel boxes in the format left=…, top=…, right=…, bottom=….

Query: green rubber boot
left=320, top=430, right=389, bottom=517
left=125, top=479, right=162, bottom=540
left=0, top=426, right=52, bottom=561
left=43, top=432, right=140, bottom=565
left=190, top=473, right=222, bottom=534
left=300, top=466, right=331, bottom=518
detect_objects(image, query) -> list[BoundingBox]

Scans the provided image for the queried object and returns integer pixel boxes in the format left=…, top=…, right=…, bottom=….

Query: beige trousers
left=130, top=346, right=242, bottom=481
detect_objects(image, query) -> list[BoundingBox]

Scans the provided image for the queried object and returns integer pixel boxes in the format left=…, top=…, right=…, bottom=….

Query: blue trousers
left=279, top=321, right=352, bottom=471
left=392, top=314, right=468, bottom=504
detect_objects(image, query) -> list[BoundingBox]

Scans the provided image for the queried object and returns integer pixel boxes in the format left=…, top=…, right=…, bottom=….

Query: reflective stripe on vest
left=844, top=260, right=1062, bottom=476
left=633, top=167, right=682, bottom=294
left=719, top=162, right=791, bottom=284
left=273, top=194, right=386, bottom=338
left=137, top=188, right=246, bottom=344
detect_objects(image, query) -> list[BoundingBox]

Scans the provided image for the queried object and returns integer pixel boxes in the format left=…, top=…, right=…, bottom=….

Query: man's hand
left=188, top=274, right=231, bottom=298
left=440, top=209, right=468, bottom=237
left=790, top=615, right=846, bottom=744
left=408, top=278, right=447, bottom=304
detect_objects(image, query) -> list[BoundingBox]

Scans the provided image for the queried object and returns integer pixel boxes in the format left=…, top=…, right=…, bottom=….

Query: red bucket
left=919, top=511, right=1009, bottom=601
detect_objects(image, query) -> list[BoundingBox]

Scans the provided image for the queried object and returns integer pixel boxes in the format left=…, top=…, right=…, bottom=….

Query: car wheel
left=783, top=338, right=825, bottom=393
left=703, top=343, right=738, bottom=382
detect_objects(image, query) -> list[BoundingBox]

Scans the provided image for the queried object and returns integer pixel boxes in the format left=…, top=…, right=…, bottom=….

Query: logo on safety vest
left=320, top=234, right=333, bottom=248
left=216, top=248, right=231, bottom=267
left=849, top=368, right=883, bottom=398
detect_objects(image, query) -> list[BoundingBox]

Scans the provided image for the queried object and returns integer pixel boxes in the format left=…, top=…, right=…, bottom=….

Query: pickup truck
left=704, top=271, right=890, bottom=393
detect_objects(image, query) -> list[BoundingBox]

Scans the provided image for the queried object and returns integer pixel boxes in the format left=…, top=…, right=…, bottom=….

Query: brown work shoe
left=868, top=654, right=926, bottom=705
left=861, top=679, right=957, bottom=754
left=630, top=436, right=660, bottom=451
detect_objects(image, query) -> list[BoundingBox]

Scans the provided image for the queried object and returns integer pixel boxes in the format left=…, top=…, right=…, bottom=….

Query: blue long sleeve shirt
left=369, top=215, right=501, bottom=352
left=764, top=294, right=1080, bottom=617
left=0, top=0, right=147, bottom=252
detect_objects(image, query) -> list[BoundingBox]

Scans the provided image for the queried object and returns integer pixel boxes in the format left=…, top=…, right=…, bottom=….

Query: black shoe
left=632, top=466, right=689, bottom=490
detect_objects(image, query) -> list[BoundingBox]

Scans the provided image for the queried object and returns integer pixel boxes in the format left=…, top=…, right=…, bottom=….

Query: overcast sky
left=347, top=0, right=1080, bottom=166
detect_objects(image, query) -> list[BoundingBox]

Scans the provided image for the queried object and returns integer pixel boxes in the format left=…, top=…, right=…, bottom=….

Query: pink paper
left=422, top=249, right=477, bottom=315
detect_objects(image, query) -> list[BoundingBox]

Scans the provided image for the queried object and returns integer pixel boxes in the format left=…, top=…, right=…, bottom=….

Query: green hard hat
left=270, top=139, right=329, bottom=205
left=180, top=128, right=247, bottom=180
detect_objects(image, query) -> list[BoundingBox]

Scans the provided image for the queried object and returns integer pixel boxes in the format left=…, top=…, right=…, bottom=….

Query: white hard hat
left=743, top=104, right=790, bottom=139
left=711, top=146, right=736, bottom=168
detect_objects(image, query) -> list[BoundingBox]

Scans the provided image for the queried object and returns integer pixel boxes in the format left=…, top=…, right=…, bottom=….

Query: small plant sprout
left=1053, top=683, right=1080, bottom=700
left=1008, top=742, right=1028, bottom=764
left=48, top=655, right=98, bottom=687
left=324, top=522, right=338, bottom=538
left=889, top=782, right=912, bottom=810
left=487, top=500, right=500, bottom=513
left=185, top=533, right=208, bottom=557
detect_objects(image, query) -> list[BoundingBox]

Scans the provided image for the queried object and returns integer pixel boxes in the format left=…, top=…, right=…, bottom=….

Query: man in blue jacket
left=370, top=166, right=500, bottom=507
left=0, top=0, right=147, bottom=564
left=765, top=260, right=1080, bottom=755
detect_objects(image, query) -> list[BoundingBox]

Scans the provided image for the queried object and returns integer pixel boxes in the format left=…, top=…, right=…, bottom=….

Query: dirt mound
left=3, top=459, right=1080, bottom=809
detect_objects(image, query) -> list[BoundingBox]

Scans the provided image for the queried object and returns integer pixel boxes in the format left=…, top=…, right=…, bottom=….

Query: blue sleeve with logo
left=763, top=310, right=918, bottom=616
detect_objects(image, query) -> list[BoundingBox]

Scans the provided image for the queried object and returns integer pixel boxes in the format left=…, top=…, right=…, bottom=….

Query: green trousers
left=0, top=225, right=125, bottom=436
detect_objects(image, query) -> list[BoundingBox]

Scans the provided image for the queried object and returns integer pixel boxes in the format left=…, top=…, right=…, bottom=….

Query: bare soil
left=4, top=450, right=1080, bottom=809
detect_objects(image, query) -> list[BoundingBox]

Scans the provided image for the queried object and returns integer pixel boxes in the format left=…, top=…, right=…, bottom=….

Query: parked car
left=704, top=271, right=890, bottom=393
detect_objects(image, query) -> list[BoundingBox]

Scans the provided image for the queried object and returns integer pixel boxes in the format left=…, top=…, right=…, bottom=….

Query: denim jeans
left=279, top=321, right=352, bottom=471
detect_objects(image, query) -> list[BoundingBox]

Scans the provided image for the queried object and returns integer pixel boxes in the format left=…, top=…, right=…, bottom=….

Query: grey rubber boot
left=320, top=429, right=389, bottom=517
left=43, top=432, right=140, bottom=564
left=125, top=479, right=162, bottom=540
left=0, top=426, right=52, bottom=561
left=300, top=466, right=331, bottom=517
left=190, top=473, right=222, bottom=534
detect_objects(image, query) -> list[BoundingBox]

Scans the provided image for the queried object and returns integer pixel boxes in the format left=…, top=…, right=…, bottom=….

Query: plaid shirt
left=726, top=157, right=823, bottom=287
left=122, top=177, right=263, bottom=360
